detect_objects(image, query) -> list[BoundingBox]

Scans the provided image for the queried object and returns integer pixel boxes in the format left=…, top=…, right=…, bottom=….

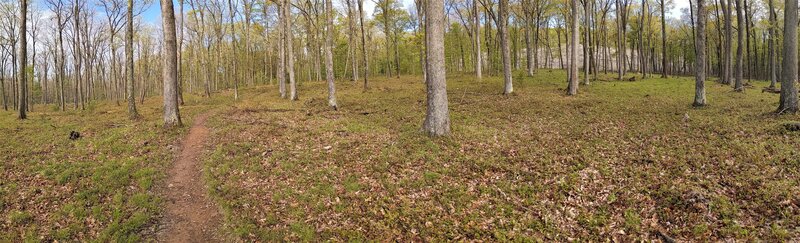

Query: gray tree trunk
left=768, top=0, right=777, bottom=89
left=127, top=0, right=138, bottom=119
left=567, top=0, right=579, bottom=95
left=285, top=0, right=297, bottom=100
left=324, top=0, right=337, bottom=109
left=693, top=0, right=707, bottom=106
left=422, top=0, right=450, bottom=136
left=500, top=0, right=513, bottom=95
left=734, top=0, right=744, bottom=91
left=278, top=0, right=286, bottom=98
left=473, top=0, right=481, bottom=80
left=660, top=0, right=667, bottom=78
left=778, top=0, right=798, bottom=113
left=18, top=0, right=27, bottom=119
left=161, top=0, right=182, bottom=127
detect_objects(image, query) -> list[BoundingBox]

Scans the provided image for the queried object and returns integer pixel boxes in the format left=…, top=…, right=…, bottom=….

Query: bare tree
left=777, top=0, right=798, bottom=113
left=567, top=0, right=579, bottom=95
left=733, top=0, right=743, bottom=91
left=17, top=0, right=27, bottom=119
left=358, top=0, right=368, bottom=89
left=284, top=0, right=297, bottom=100
left=693, top=0, right=706, bottom=106
left=161, top=0, right=182, bottom=126
left=659, top=0, right=666, bottom=78
left=422, top=0, right=449, bottom=136
left=126, top=0, right=138, bottom=119
left=768, top=0, right=776, bottom=89
left=500, top=0, right=512, bottom=95
left=324, top=0, right=336, bottom=109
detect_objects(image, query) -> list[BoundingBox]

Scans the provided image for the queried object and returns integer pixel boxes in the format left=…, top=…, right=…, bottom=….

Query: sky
left=136, top=0, right=691, bottom=24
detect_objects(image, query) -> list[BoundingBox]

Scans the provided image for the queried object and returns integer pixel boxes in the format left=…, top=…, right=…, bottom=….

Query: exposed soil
left=160, top=114, right=222, bottom=242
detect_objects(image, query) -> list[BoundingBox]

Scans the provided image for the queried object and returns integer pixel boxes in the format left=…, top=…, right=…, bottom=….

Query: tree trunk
left=161, top=0, right=182, bottom=127
left=778, top=0, right=798, bottom=113
left=325, top=0, right=337, bottom=109
left=127, top=0, right=138, bottom=119
left=285, top=0, right=297, bottom=100
left=474, top=0, right=482, bottom=79
left=768, top=0, right=777, bottom=89
left=567, top=0, right=579, bottom=95
left=660, top=0, right=667, bottom=78
left=358, top=0, right=369, bottom=89
left=693, top=0, right=706, bottom=106
left=500, top=0, right=512, bottom=95
left=422, top=0, right=450, bottom=136
left=18, top=0, right=27, bottom=119
left=733, top=0, right=744, bottom=91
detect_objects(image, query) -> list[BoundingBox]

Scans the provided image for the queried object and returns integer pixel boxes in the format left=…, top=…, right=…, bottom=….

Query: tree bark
left=567, top=0, right=579, bottom=95
left=778, top=0, right=798, bottom=113
left=161, top=0, right=182, bottom=126
left=18, top=0, right=27, bottom=119
left=693, top=0, right=706, bottom=106
left=660, top=0, right=667, bottom=78
left=422, top=0, right=450, bottom=136
left=500, top=0, right=512, bottom=95
left=733, top=0, right=743, bottom=91
left=324, top=0, right=337, bottom=109
left=127, top=0, right=138, bottom=119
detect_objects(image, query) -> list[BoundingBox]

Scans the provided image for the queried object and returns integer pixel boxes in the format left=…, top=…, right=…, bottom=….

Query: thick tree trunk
left=422, top=0, right=450, bottom=136
left=778, top=0, right=798, bottom=113
left=567, top=0, right=579, bottom=95
left=733, top=0, right=744, bottom=91
left=18, top=0, right=27, bottom=119
left=500, top=0, right=512, bottom=95
left=161, top=0, right=182, bottom=127
left=693, top=0, right=706, bottom=106
left=127, top=0, right=138, bottom=119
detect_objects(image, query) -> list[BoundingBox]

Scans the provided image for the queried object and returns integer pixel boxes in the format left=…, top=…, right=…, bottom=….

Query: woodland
left=0, top=0, right=799, bottom=241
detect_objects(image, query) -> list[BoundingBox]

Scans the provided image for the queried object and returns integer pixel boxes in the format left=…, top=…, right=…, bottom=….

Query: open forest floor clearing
left=2, top=70, right=799, bottom=241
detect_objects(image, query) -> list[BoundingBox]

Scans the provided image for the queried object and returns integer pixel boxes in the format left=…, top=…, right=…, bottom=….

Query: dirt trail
left=161, top=113, right=222, bottom=242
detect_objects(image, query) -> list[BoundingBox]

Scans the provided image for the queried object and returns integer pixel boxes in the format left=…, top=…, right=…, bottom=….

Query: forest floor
left=1, top=70, right=799, bottom=241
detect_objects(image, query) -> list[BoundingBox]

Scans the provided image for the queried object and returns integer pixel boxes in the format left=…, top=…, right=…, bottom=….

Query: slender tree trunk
left=660, top=0, right=667, bottom=78
left=422, top=0, right=450, bottom=136
left=285, top=0, right=297, bottom=100
left=161, top=0, right=182, bottom=127
left=474, top=0, right=481, bottom=80
left=693, top=0, right=707, bottom=106
left=178, top=0, right=185, bottom=105
left=278, top=1, right=286, bottom=98
left=768, top=0, right=777, bottom=89
left=358, top=0, right=369, bottom=90
left=733, top=0, right=744, bottom=91
left=778, top=0, right=798, bottom=113
left=324, top=0, right=337, bottom=109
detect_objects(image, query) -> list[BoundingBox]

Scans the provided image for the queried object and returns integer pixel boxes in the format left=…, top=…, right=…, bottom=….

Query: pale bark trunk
left=500, top=0, right=512, bottom=95
left=473, top=0, right=481, bottom=80
left=324, top=0, right=337, bottom=109
left=422, top=0, right=450, bottom=136
left=567, top=0, right=579, bottom=95
left=693, top=0, right=706, bottom=106
left=285, top=0, right=297, bottom=100
left=768, top=0, right=777, bottom=89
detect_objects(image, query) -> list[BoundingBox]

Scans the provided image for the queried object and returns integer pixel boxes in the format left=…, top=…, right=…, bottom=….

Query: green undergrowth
left=203, top=70, right=799, bottom=241
left=0, top=92, right=229, bottom=241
